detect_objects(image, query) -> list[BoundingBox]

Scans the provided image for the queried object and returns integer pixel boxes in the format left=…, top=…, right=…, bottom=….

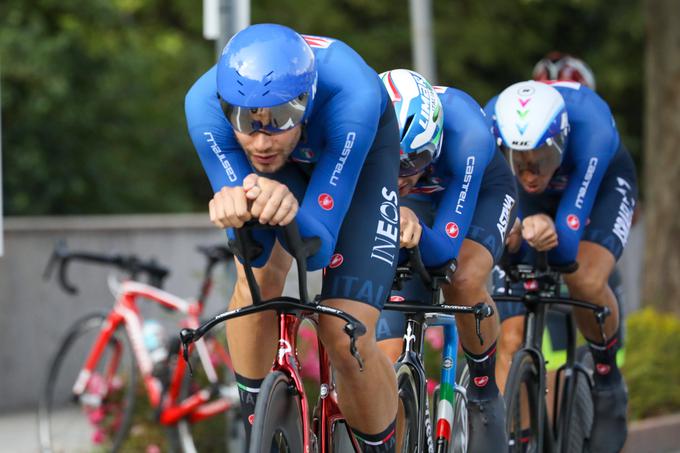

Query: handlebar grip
left=58, top=258, right=78, bottom=295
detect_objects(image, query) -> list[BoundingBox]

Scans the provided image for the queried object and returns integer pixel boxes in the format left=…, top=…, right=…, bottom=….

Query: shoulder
left=437, top=86, right=492, bottom=134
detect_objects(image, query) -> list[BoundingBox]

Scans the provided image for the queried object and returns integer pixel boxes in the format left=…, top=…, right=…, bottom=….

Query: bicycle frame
left=71, top=279, right=235, bottom=426
left=495, top=265, right=609, bottom=453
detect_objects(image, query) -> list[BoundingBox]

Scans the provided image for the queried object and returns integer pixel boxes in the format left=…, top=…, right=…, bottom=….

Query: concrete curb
left=623, top=412, right=680, bottom=453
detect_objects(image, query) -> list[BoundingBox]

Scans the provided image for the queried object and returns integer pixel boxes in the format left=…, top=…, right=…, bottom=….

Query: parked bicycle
left=38, top=241, right=241, bottom=453
left=179, top=220, right=368, bottom=452
left=493, top=254, right=611, bottom=453
left=383, top=247, right=492, bottom=453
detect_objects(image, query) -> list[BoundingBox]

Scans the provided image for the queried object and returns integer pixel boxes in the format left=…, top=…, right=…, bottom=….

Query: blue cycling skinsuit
left=485, top=81, right=638, bottom=323
left=378, top=86, right=517, bottom=341
left=185, top=34, right=401, bottom=310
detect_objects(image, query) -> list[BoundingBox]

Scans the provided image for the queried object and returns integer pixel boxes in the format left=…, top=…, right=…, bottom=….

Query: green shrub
left=623, top=308, right=680, bottom=420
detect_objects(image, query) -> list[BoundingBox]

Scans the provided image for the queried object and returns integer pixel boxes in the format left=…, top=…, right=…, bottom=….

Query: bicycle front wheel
left=396, top=362, right=421, bottom=452
left=504, top=350, right=542, bottom=453
left=559, top=349, right=594, bottom=453
left=38, top=312, right=137, bottom=453
left=248, top=371, right=304, bottom=453
left=448, top=364, right=469, bottom=453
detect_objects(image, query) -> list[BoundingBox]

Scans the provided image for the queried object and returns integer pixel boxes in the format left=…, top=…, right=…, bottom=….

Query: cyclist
left=495, top=52, right=629, bottom=424
left=376, top=69, right=517, bottom=451
left=185, top=24, right=401, bottom=451
left=486, top=79, right=637, bottom=453
left=532, top=51, right=597, bottom=90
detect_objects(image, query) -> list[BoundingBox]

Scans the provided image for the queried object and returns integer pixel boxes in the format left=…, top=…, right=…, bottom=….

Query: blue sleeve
left=294, top=43, right=386, bottom=270
left=185, top=66, right=275, bottom=266
left=418, top=89, right=496, bottom=267
left=550, top=87, right=620, bottom=264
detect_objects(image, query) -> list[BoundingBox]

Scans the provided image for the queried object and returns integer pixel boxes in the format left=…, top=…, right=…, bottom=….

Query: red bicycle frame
left=71, top=279, right=236, bottom=427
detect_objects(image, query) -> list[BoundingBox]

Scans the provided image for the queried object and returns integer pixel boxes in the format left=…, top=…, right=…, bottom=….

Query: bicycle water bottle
left=142, top=319, right=169, bottom=378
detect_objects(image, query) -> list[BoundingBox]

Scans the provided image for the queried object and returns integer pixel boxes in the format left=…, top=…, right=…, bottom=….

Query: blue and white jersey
left=409, top=86, right=498, bottom=267
left=185, top=35, right=390, bottom=270
left=485, top=81, right=621, bottom=264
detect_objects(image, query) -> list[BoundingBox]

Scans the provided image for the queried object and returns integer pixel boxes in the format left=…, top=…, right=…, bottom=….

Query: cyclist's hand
left=243, top=174, right=299, bottom=225
left=400, top=206, right=421, bottom=248
left=209, top=185, right=252, bottom=229
left=506, top=217, right=522, bottom=253
left=522, top=214, right=558, bottom=251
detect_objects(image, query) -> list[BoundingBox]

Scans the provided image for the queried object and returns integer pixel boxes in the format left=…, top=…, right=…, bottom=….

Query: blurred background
left=1, top=0, right=678, bottom=451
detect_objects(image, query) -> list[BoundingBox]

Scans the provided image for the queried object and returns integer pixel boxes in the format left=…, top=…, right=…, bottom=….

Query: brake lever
left=344, top=323, right=365, bottom=371
left=594, top=306, right=611, bottom=344
left=473, top=303, right=494, bottom=346
left=179, top=329, right=195, bottom=376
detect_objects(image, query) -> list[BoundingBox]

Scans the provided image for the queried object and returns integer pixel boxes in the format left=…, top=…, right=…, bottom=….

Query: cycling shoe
left=589, top=380, right=628, bottom=453
left=467, top=393, right=508, bottom=452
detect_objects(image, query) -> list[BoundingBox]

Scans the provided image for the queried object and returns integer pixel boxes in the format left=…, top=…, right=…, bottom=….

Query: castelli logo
left=524, top=280, right=539, bottom=291
left=596, top=363, right=611, bottom=375
left=445, top=222, right=459, bottom=238
left=248, top=414, right=255, bottom=425
left=329, top=253, right=343, bottom=269
left=473, top=376, right=489, bottom=387
left=567, top=214, right=580, bottom=230
left=389, top=295, right=405, bottom=302
left=318, top=193, right=334, bottom=210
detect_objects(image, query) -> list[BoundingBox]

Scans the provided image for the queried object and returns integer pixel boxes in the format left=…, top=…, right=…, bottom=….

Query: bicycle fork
left=430, top=315, right=460, bottom=453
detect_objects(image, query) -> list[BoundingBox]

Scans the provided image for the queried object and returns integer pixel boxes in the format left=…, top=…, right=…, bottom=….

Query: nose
left=250, top=132, right=272, bottom=153
left=519, top=170, right=539, bottom=185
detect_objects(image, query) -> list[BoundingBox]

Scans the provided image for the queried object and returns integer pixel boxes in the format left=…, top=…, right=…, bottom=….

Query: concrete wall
left=0, top=213, right=642, bottom=412
left=0, top=214, right=232, bottom=412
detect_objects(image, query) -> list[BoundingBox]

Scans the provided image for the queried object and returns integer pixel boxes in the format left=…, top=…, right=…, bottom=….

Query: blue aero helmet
left=380, top=69, right=444, bottom=176
left=217, top=23, right=317, bottom=134
left=493, top=80, right=569, bottom=177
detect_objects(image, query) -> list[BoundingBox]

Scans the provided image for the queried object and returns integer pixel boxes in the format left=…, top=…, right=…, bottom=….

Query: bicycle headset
left=216, top=23, right=318, bottom=135
left=380, top=69, right=444, bottom=176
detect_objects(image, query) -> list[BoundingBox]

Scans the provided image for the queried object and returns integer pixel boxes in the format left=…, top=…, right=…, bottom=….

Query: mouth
left=252, top=154, right=278, bottom=165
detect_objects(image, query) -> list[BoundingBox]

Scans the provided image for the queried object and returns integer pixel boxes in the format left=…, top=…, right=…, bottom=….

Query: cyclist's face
left=516, top=165, right=553, bottom=194
left=234, top=113, right=302, bottom=173
left=398, top=171, right=424, bottom=196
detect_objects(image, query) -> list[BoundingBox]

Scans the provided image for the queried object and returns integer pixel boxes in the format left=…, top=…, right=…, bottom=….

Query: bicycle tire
left=559, top=350, right=594, bottom=453
left=504, top=350, right=542, bottom=453
left=38, top=312, right=137, bottom=453
left=166, top=334, right=243, bottom=453
left=396, top=362, right=421, bottom=452
left=248, top=371, right=304, bottom=453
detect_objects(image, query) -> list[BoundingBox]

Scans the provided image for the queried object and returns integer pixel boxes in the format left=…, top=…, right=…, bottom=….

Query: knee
left=566, top=267, right=608, bottom=299
left=319, top=323, right=377, bottom=376
left=447, top=269, right=487, bottom=302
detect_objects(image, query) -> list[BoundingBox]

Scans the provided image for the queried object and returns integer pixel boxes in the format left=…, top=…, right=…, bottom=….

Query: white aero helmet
left=493, top=80, right=569, bottom=176
left=379, top=69, right=444, bottom=176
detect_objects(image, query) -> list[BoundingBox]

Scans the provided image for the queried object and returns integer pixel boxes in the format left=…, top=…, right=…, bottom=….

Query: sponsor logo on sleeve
left=318, top=193, right=334, bottom=211
left=389, top=295, right=405, bottom=302
left=204, top=132, right=237, bottom=182
left=455, top=157, right=476, bottom=214
left=329, top=132, right=356, bottom=186
left=445, top=222, right=460, bottom=238
left=575, top=157, right=599, bottom=209
left=567, top=214, right=580, bottom=230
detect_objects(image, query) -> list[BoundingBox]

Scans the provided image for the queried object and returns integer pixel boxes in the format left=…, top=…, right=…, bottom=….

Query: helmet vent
left=402, top=115, right=414, bottom=140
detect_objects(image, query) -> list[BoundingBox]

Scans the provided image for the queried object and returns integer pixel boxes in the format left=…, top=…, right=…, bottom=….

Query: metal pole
left=409, top=0, right=437, bottom=83
left=215, top=0, right=250, bottom=58
left=0, top=68, right=4, bottom=256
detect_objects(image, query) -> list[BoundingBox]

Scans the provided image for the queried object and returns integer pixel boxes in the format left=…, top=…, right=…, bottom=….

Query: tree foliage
left=1, top=0, right=643, bottom=215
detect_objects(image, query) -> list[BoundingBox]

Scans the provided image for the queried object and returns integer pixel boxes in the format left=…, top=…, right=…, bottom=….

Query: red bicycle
left=38, top=242, right=242, bottom=452
left=180, top=221, right=367, bottom=452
